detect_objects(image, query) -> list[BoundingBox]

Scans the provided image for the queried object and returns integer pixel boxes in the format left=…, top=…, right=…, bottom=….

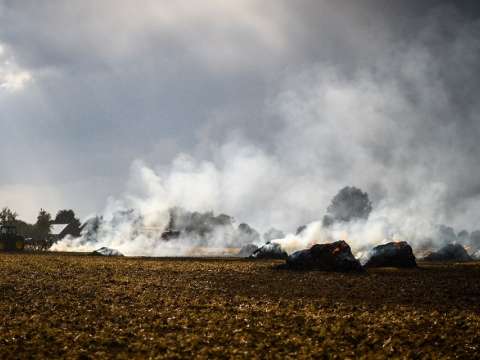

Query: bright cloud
left=0, top=44, right=32, bottom=91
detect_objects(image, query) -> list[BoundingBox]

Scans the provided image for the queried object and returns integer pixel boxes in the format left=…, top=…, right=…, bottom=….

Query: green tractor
left=0, top=225, right=25, bottom=251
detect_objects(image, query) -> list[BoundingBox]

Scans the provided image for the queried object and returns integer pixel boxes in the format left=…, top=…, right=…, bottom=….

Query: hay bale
left=423, top=243, right=472, bottom=262
left=285, top=241, right=363, bottom=272
left=365, top=242, right=417, bottom=268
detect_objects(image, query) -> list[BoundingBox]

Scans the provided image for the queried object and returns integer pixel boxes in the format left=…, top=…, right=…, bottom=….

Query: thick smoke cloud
left=2, top=1, right=480, bottom=255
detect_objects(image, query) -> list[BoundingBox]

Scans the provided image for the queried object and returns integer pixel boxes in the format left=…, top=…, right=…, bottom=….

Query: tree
left=33, top=209, right=52, bottom=250
left=323, top=186, right=372, bottom=226
left=15, top=220, right=36, bottom=239
left=0, top=207, right=18, bottom=225
left=54, top=209, right=82, bottom=237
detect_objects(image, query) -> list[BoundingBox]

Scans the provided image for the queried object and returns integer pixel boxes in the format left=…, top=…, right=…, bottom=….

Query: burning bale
left=250, top=242, right=287, bottom=260
left=237, top=244, right=259, bottom=257
left=423, top=243, right=472, bottom=262
left=283, top=241, right=363, bottom=272
left=365, top=242, right=417, bottom=268
left=92, top=247, right=124, bottom=257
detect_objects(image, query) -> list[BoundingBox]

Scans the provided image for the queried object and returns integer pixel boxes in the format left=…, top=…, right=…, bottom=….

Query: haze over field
left=2, top=1, right=480, bottom=255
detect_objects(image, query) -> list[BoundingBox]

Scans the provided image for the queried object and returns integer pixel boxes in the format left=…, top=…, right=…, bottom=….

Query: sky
left=1, top=1, right=480, bottom=234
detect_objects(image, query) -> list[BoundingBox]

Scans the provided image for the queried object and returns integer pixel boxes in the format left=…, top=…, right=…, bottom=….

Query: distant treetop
left=323, top=186, right=372, bottom=226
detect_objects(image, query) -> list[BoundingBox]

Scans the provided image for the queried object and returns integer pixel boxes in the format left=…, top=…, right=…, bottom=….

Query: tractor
left=0, top=225, right=25, bottom=251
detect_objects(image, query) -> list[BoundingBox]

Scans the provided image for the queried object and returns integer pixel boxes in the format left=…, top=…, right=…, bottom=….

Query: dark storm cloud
left=0, top=0, right=480, bottom=230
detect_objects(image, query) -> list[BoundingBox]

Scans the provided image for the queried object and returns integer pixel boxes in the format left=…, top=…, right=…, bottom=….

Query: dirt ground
left=0, top=253, right=479, bottom=359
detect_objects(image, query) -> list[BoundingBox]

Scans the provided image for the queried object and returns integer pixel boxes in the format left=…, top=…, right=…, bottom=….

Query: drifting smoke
left=52, top=162, right=263, bottom=256
left=54, top=5, right=480, bottom=256
left=52, top=163, right=472, bottom=257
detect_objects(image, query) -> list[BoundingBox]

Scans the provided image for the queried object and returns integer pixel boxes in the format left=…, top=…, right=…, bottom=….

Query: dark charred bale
left=285, top=241, right=363, bottom=272
left=423, top=243, right=472, bottom=262
left=250, top=242, right=287, bottom=260
left=365, top=242, right=417, bottom=268
left=237, top=244, right=259, bottom=257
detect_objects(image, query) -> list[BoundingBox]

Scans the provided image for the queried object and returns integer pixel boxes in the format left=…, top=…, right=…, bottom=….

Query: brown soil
left=0, top=253, right=479, bottom=359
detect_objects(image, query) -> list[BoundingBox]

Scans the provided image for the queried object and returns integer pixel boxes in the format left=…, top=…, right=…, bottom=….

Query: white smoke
left=271, top=182, right=447, bottom=257
left=53, top=9, right=480, bottom=257
left=52, top=161, right=249, bottom=256
left=51, top=146, right=453, bottom=257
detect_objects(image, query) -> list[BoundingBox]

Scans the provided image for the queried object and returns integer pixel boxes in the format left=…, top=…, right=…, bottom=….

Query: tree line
left=0, top=207, right=81, bottom=250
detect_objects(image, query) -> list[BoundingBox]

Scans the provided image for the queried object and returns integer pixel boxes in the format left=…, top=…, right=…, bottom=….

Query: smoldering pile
left=264, top=238, right=475, bottom=272
left=282, top=241, right=363, bottom=272
left=365, top=242, right=417, bottom=268
left=422, top=243, right=472, bottom=262
left=251, top=187, right=480, bottom=265
left=251, top=220, right=478, bottom=272
left=266, top=239, right=418, bottom=272
left=417, top=225, right=480, bottom=262
left=244, top=187, right=479, bottom=271
left=252, top=227, right=477, bottom=273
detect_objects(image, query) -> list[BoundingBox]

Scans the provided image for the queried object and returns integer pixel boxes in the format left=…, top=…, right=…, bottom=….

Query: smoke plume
left=52, top=4, right=480, bottom=256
